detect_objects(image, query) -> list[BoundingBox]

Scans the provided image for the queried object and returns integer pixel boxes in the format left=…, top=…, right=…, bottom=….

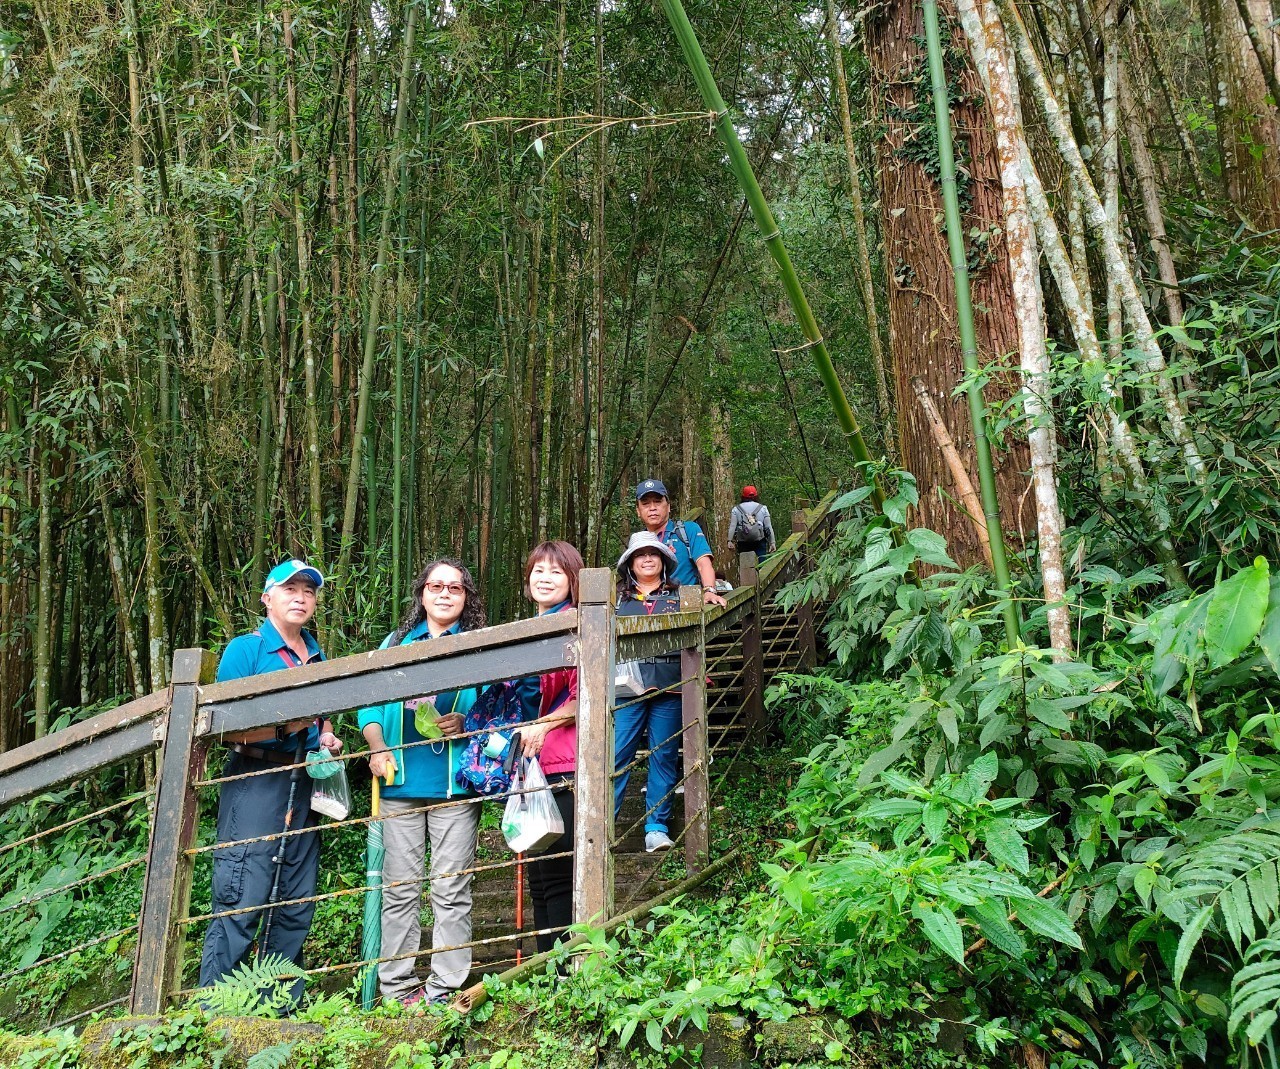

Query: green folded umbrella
left=360, top=773, right=388, bottom=1010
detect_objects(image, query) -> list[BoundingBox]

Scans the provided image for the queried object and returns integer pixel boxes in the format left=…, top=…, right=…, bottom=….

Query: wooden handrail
left=0, top=490, right=840, bottom=811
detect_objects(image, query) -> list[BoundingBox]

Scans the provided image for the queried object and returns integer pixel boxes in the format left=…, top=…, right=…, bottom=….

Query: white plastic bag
left=614, top=660, right=646, bottom=700
left=308, top=754, right=352, bottom=821
left=501, top=757, right=564, bottom=854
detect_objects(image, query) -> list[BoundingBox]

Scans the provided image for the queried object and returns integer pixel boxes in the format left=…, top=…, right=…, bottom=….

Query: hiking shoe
left=397, top=987, right=429, bottom=1008
left=645, top=830, right=674, bottom=853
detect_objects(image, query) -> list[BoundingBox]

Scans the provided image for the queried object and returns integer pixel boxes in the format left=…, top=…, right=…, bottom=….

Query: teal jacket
left=356, top=621, right=480, bottom=799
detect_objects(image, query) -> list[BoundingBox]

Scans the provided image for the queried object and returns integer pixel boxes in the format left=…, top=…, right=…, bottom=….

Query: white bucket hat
left=616, top=530, right=678, bottom=572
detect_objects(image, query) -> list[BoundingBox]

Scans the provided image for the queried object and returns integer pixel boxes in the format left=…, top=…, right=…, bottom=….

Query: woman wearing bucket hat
left=613, top=531, right=685, bottom=853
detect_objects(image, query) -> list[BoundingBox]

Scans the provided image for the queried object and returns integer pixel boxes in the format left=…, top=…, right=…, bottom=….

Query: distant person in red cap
left=727, top=485, right=776, bottom=560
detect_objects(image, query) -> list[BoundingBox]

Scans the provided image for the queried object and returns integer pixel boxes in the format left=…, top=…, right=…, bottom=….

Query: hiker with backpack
left=634, top=478, right=727, bottom=607
left=727, top=485, right=776, bottom=560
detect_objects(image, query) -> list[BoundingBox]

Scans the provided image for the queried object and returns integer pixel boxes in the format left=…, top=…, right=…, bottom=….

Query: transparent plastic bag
left=614, top=660, right=646, bottom=700
left=501, top=757, right=564, bottom=854
left=308, top=752, right=352, bottom=821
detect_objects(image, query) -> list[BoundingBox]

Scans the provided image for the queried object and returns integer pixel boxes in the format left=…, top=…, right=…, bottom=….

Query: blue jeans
left=613, top=692, right=682, bottom=834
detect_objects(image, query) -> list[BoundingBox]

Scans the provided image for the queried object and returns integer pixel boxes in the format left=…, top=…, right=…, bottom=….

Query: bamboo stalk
left=823, top=0, right=893, bottom=435
left=921, top=0, right=1021, bottom=646
left=971, top=0, right=1071, bottom=657
left=655, top=0, right=882, bottom=507
left=996, top=0, right=1206, bottom=480
left=335, top=0, right=418, bottom=592
left=283, top=6, right=326, bottom=580
left=910, top=377, right=992, bottom=568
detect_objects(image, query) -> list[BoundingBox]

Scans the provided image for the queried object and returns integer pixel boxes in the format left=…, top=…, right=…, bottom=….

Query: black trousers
left=526, top=773, right=575, bottom=954
left=199, top=752, right=319, bottom=1002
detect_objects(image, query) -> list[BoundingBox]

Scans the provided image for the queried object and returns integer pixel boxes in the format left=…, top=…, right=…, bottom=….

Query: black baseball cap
left=636, top=478, right=669, bottom=500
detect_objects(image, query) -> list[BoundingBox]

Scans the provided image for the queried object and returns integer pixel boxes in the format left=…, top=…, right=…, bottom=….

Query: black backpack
left=732, top=503, right=766, bottom=547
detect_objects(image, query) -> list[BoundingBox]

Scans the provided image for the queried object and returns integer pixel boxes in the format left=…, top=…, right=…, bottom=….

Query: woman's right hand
left=368, top=749, right=396, bottom=782
left=519, top=721, right=552, bottom=758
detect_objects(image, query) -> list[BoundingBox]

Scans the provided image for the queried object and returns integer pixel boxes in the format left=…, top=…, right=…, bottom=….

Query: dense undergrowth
left=6, top=268, right=1280, bottom=1066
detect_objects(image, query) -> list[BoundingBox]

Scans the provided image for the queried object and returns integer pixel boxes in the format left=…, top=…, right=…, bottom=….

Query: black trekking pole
left=259, top=733, right=309, bottom=959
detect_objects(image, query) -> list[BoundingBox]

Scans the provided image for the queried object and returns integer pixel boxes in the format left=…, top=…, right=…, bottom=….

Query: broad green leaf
left=1204, top=557, right=1270, bottom=668
left=1028, top=698, right=1071, bottom=731
left=857, top=738, right=912, bottom=787
left=967, top=897, right=1027, bottom=958
left=984, top=819, right=1030, bottom=875
left=1133, top=866, right=1157, bottom=905
left=923, top=801, right=948, bottom=842
left=1016, top=896, right=1083, bottom=949
left=912, top=900, right=965, bottom=965
left=1089, top=883, right=1118, bottom=931
left=646, top=1019, right=663, bottom=1051
left=936, top=705, right=959, bottom=746
left=1259, top=576, right=1280, bottom=679
left=906, top=527, right=958, bottom=569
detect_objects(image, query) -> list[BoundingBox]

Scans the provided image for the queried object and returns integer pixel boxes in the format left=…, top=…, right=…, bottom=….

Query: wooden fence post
left=792, top=510, right=817, bottom=670
left=574, top=568, right=615, bottom=927
left=679, top=586, right=709, bottom=874
left=131, top=647, right=216, bottom=1015
left=737, top=551, right=765, bottom=732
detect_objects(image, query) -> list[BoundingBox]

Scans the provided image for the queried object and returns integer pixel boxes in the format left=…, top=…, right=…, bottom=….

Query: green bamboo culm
left=921, top=0, right=1021, bottom=645
left=656, top=0, right=882, bottom=508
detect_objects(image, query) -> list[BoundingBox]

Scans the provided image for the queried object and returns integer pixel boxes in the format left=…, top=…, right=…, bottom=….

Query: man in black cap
left=634, top=479, right=726, bottom=607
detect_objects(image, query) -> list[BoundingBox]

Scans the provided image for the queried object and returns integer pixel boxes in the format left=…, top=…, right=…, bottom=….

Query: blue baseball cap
left=263, top=559, right=325, bottom=593
left=636, top=478, right=669, bottom=500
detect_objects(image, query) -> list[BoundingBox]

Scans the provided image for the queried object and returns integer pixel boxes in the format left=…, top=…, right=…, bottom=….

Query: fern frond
left=246, top=1042, right=296, bottom=1069
left=1171, top=826, right=1280, bottom=962
left=189, top=953, right=303, bottom=1019
left=1229, top=938, right=1280, bottom=1040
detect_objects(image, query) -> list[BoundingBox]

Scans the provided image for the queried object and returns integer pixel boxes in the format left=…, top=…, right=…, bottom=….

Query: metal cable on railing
left=610, top=763, right=702, bottom=849
left=0, top=923, right=139, bottom=986
left=0, top=856, right=147, bottom=916
left=181, top=850, right=573, bottom=927
left=0, top=791, right=153, bottom=857
left=186, top=766, right=573, bottom=856
left=50, top=995, right=130, bottom=1030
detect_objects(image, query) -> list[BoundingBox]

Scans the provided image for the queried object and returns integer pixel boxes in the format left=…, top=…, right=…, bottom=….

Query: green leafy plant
left=189, top=954, right=303, bottom=1020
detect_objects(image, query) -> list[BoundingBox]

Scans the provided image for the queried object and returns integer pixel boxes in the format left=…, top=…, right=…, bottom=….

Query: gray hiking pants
left=378, top=795, right=481, bottom=999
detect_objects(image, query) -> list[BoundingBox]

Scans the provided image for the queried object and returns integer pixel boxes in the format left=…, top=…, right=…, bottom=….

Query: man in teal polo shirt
left=198, top=559, right=342, bottom=1003
left=634, top=478, right=727, bottom=607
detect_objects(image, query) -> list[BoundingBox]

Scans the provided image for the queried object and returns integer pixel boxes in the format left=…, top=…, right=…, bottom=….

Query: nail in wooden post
left=679, top=585, right=709, bottom=874
left=737, top=552, right=765, bottom=731
left=573, top=568, right=615, bottom=927
left=131, top=647, right=216, bottom=1015
left=791, top=510, right=817, bottom=670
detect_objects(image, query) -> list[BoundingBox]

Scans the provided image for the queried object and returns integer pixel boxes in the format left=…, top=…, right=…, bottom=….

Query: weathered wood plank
left=679, top=586, right=710, bottom=874
left=0, top=691, right=168, bottom=780
left=573, top=568, right=615, bottom=927
left=738, top=552, right=765, bottom=731
left=0, top=720, right=162, bottom=808
left=131, top=649, right=217, bottom=1015
left=202, top=631, right=577, bottom=737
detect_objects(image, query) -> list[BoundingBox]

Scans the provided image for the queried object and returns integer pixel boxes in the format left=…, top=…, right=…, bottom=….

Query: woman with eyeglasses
left=357, top=558, right=487, bottom=1007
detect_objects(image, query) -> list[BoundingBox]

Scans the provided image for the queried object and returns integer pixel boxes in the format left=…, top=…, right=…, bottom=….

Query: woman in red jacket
left=517, top=540, right=583, bottom=953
